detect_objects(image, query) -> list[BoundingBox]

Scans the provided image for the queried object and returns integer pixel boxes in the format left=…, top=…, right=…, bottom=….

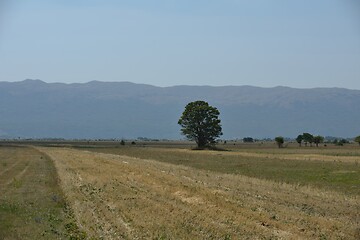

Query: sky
left=0, top=0, right=359, bottom=89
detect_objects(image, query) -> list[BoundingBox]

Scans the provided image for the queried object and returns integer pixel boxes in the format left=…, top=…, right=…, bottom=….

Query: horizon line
left=0, top=78, right=358, bottom=91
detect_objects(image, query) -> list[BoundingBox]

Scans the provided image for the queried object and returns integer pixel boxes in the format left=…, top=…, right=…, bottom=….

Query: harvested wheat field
left=37, top=147, right=359, bottom=239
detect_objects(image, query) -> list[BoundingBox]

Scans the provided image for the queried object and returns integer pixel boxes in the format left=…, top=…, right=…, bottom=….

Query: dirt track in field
left=38, top=147, right=360, bottom=239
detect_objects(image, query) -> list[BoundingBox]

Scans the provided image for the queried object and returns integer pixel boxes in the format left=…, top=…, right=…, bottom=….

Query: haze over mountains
left=0, top=79, right=359, bottom=139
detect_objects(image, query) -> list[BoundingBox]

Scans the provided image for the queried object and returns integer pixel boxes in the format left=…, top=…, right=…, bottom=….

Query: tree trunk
left=197, top=136, right=207, bottom=148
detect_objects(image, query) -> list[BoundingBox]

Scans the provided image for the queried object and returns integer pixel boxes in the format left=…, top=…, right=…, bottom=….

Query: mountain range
left=0, top=79, right=359, bottom=139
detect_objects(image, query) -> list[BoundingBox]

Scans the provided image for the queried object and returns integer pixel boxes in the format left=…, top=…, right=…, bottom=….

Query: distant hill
left=0, top=79, right=359, bottom=139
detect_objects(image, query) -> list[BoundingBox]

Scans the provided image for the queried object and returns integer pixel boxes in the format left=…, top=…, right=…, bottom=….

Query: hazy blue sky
left=0, top=0, right=359, bottom=88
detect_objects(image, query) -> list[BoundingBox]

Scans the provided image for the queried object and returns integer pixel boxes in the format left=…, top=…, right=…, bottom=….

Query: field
left=0, top=146, right=86, bottom=239
left=1, top=142, right=359, bottom=239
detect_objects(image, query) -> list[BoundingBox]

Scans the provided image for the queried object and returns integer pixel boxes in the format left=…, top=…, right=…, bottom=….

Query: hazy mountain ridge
left=0, top=80, right=359, bottom=139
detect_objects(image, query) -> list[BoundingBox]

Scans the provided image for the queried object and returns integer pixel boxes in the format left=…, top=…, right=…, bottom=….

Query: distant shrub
left=302, top=133, right=314, bottom=146
left=120, top=140, right=125, bottom=146
left=333, top=139, right=349, bottom=146
left=274, top=136, right=284, bottom=148
left=296, top=134, right=303, bottom=147
left=355, top=136, right=360, bottom=146
left=313, top=135, right=324, bottom=147
left=243, top=137, right=254, bottom=143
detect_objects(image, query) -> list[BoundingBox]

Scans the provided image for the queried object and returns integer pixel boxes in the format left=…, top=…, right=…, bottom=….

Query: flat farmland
left=82, top=144, right=360, bottom=195
left=37, top=145, right=359, bottom=239
left=1, top=143, right=359, bottom=239
left=0, top=146, right=85, bottom=239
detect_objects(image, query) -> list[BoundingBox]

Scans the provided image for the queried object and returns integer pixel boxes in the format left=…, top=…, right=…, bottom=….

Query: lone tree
left=275, top=136, right=284, bottom=148
left=296, top=134, right=303, bottom=147
left=354, top=136, right=360, bottom=146
left=178, top=100, right=222, bottom=148
left=313, top=135, right=324, bottom=147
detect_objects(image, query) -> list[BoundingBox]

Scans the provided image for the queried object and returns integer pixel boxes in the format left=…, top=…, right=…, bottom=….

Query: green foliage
left=302, top=133, right=314, bottom=146
left=334, top=139, right=349, bottom=146
left=354, top=136, right=360, bottom=146
left=178, top=101, right=222, bottom=148
left=274, top=136, right=284, bottom=148
left=296, top=134, right=303, bottom=146
left=299, top=133, right=324, bottom=147
left=243, top=137, right=254, bottom=143
left=224, top=234, right=232, bottom=240
left=313, top=135, right=324, bottom=147
left=120, top=140, right=125, bottom=146
left=0, top=202, right=19, bottom=214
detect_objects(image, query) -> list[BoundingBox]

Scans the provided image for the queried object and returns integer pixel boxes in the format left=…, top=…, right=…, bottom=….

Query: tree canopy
left=296, top=134, right=303, bottom=146
left=354, top=136, right=360, bottom=146
left=243, top=137, right=254, bottom=143
left=275, top=136, right=284, bottom=148
left=178, top=101, right=222, bottom=148
left=302, top=133, right=314, bottom=146
left=313, top=135, right=324, bottom=147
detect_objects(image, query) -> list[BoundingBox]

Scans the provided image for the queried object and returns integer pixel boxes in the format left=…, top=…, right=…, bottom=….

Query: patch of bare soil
left=38, top=147, right=360, bottom=239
